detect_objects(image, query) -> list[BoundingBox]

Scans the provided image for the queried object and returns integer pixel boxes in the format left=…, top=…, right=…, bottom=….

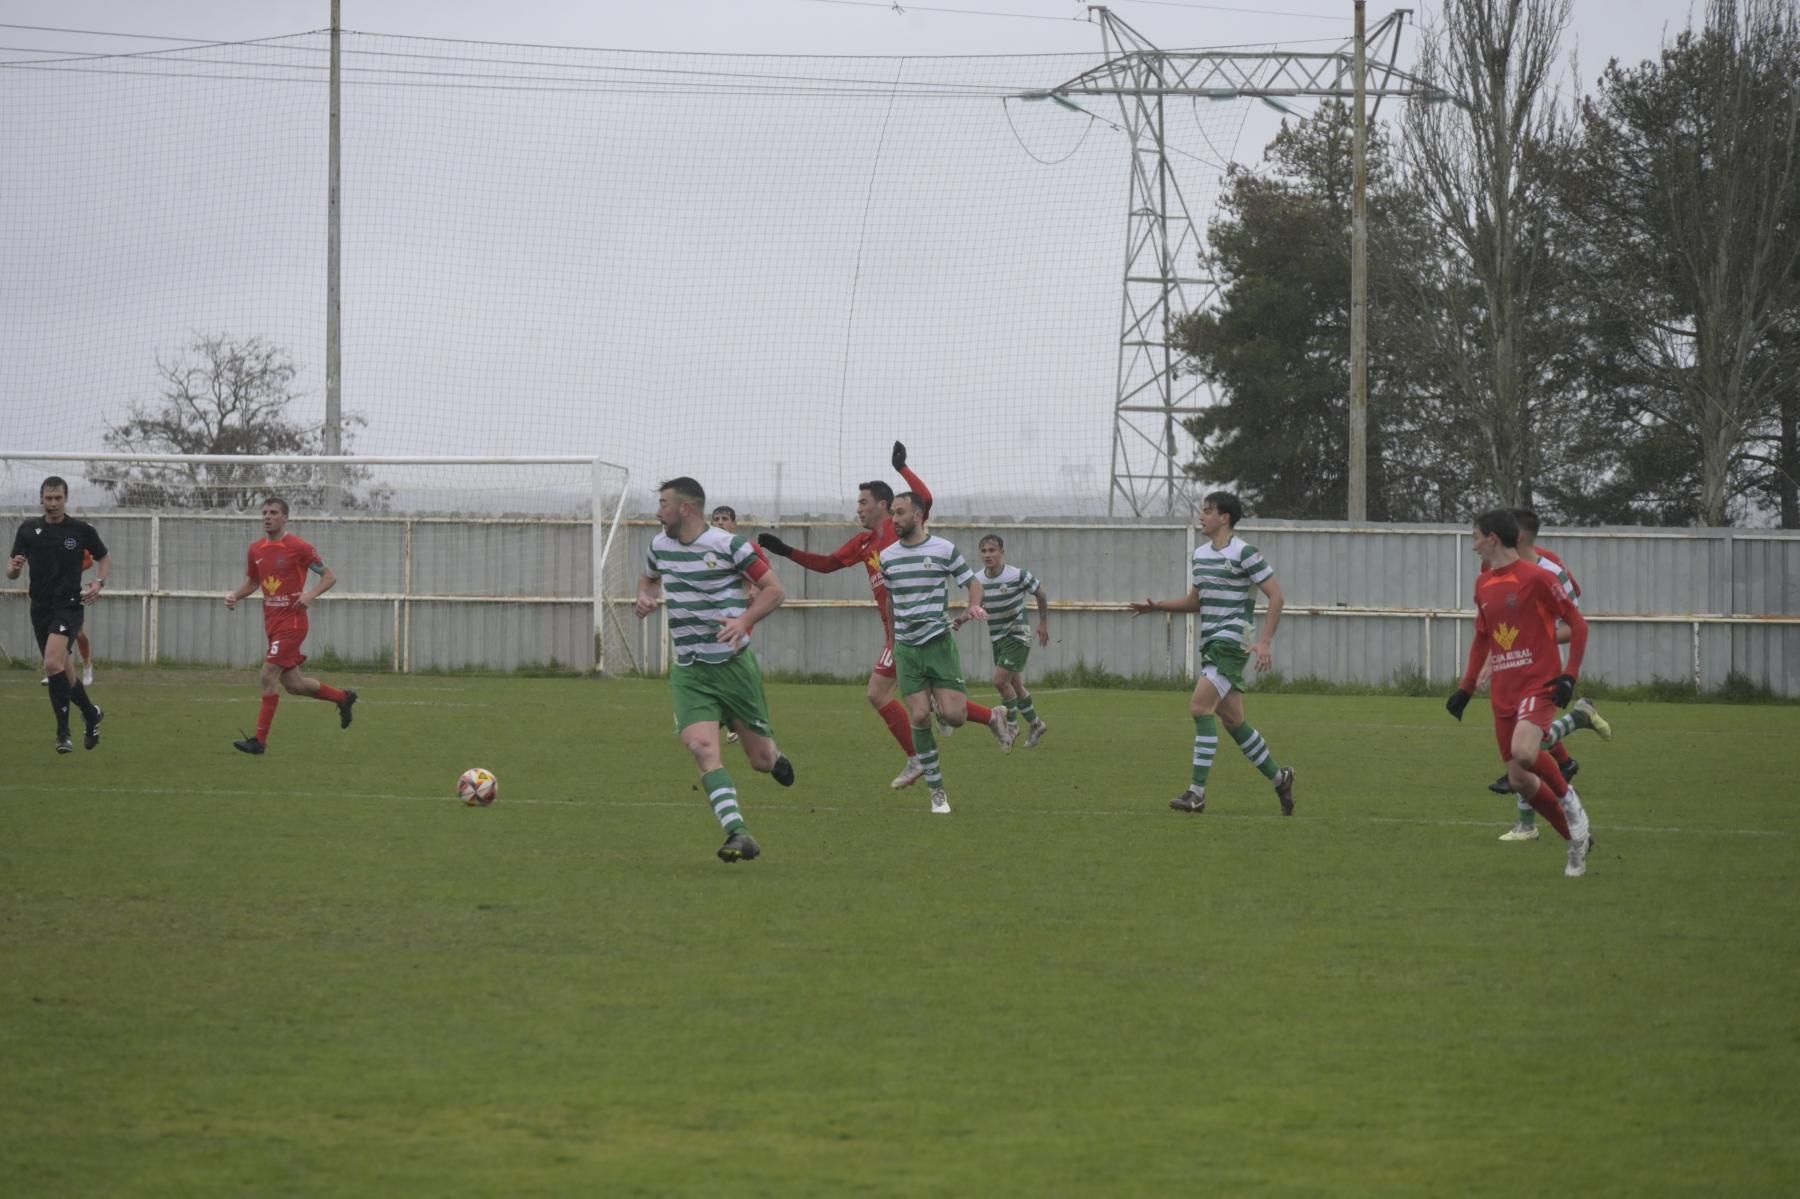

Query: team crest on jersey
left=274, top=556, right=290, bottom=570
left=63, top=538, right=78, bottom=550
left=703, top=552, right=721, bottom=569
left=1492, top=622, right=1520, bottom=651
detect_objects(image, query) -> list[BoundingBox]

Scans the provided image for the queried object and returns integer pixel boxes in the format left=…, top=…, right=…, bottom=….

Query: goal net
left=0, top=454, right=635, bottom=675
left=0, top=31, right=1255, bottom=520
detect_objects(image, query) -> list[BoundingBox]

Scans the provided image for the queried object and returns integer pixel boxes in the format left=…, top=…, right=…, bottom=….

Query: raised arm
left=761, top=529, right=863, bottom=575
left=891, top=440, right=932, bottom=511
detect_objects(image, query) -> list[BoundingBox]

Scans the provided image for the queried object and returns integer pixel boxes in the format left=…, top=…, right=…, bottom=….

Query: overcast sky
left=0, top=1, right=1700, bottom=68
left=1, top=1, right=1707, bottom=516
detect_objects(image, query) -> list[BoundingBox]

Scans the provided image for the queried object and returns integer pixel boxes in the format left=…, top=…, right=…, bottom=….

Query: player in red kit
left=1446, top=510, right=1595, bottom=877
left=757, top=441, right=1017, bottom=789
left=223, top=496, right=358, bottom=754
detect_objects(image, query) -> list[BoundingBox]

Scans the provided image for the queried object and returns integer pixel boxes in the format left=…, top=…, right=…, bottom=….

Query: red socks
left=1549, top=741, right=1573, bottom=768
left=965, top=701, right=996, bottom=724
left=314, top=683, right=347, bottom=704
left=256, top=693, right=280, bottom=742
left=1533, top=752, right=1569, bottom=797
left=878, top=700, right=915, bottom=755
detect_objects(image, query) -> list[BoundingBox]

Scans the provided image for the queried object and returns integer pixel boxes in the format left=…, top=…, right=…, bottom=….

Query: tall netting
left=1, top=32, right=1252, bottom=517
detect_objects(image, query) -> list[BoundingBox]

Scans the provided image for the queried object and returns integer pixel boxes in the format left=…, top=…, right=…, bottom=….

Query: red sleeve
left=785, top=531, right=867, bottom=574
left=246, top=546, right=259, bottom=578
left=300, top=537, right=322, bottom=568
left=899, top=465, right=932, bottom=511
left=1460, top=625, right=1489, bottom=692
left=1460, top=586, right=1489, bottom=691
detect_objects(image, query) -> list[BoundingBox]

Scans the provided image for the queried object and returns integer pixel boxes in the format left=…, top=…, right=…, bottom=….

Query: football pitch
left=4, top=671, right=1797, bottom=1196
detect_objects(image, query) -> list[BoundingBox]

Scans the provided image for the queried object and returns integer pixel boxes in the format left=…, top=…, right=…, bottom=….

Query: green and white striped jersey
left=1191, top=535, right=1274, bottom=648
left=645, top=526, right=765, bottom=666
left=979, top=564, right=1042, bottom=645
left=878, top=534, right=974, bottom=646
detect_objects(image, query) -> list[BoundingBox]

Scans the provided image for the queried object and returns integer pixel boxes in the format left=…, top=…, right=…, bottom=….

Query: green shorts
left=992, top=637, right=1031, bottom=673
left=1199, top=639, right=1249, bottom=695
left=670, top=651, right=774, bottom=737
left=894, top=633, right=966, bottom=697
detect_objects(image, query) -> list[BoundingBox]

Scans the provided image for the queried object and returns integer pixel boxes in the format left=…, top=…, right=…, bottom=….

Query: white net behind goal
left=2, top=33, right=1252, bottom=519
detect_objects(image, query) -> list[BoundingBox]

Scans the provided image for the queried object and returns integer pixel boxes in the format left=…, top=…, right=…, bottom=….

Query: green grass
left=4, top=674, right=1797, bottom=1196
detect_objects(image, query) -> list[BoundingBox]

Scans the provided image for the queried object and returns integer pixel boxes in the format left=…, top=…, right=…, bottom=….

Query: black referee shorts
left=31, top=604, right=85, bottom=655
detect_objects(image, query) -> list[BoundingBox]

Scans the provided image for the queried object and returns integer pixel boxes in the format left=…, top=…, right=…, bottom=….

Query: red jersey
left=781, top=467, right=932, bottom=639
left=247, top=534, right=323, bottom=628
left=1462, top=559, right=1587, bottom=710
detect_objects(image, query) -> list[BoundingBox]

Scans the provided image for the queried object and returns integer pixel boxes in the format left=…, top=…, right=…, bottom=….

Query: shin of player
left=8, top=476, right=109, bottom=752
left=223, top=497, right=358, bottom=754
left=1446, top=509, right=1594, bottom=877
left=639, top=477, right=794, bottom=863
left=1130, top=491, right=1295, bottom=815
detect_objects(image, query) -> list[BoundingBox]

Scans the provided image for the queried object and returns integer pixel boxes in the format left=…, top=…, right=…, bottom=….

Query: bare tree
left=1570, top=0, right=1800, bottom=526
left=1398, top=0, right=1577, bottom=508
left=100, top=333, right=385, bottom=511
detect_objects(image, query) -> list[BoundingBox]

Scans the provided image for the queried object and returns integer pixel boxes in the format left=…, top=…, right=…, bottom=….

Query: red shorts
left=872, top=641, right=897, bottom=680
left=265, top=618, right=309, bottom=669
left=1492, top=689, right=1555, bottom=757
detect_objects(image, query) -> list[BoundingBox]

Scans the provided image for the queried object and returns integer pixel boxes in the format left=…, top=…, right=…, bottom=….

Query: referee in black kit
left=7, top=476, right=109, bottom=753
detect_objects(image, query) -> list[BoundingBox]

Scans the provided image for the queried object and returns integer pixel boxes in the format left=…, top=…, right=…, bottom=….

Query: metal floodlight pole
left=1350, top=0, right=1370, bottom=522
left=1047, top=7, right=1447, bottom=518
left=324, top=0, right=344, bottom=509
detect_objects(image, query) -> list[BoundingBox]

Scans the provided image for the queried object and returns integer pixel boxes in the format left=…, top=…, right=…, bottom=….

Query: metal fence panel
left=7, top=513, right=1799, bottom=693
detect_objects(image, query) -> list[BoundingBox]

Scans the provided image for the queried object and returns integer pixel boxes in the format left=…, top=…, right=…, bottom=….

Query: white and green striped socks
left=1228, top=721, right=1281, bottom=781
left=701, top=767, right=745, bottom=833
left=912, top=725, right=944, bottom=787
left=1192, top=714, right=1218, bottom=788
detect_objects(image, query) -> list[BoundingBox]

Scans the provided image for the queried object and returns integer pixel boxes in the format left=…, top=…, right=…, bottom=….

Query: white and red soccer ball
left=458, top=767, right=498, bottom=807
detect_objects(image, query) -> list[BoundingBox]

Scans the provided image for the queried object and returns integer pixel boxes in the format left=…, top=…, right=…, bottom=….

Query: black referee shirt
left=10, top=517, right=107, bottom=609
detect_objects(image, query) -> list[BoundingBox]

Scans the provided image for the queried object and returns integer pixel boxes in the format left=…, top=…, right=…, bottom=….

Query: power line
left=805, top=0, right=1090, bottom=22
left=1120, top=0, right=1350, bottom=20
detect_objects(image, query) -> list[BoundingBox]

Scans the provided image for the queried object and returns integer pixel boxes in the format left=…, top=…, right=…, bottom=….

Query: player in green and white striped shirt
left=953, top=534, right=1051, bottom=748
left=877, top=491, right=1000, bottom=814
left=1130, top=490, right=1295, bottom=816
left=637, top=476, right=795, bottom=863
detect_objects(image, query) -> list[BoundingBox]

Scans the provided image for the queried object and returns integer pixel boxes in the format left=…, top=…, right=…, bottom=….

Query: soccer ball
left=458, top=767, right=498, bottom=807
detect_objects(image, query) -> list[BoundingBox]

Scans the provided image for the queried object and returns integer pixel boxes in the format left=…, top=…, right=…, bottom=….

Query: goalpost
left=0, top=452, right=635, bottom=676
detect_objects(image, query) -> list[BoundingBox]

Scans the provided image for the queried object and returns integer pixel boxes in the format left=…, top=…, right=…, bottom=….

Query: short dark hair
left=1202, top=490, right=1243, bottom=526
left=978, top=534, right=1004, bottom=550
left=262, top=496, right=290, bottom=516
left=1475, top=509, right=1520, bottom=548
left=40, top=475, right=68, bottom=497
left=710, top=505, right=737, bottom=521
left=858, top=480, right=894, bottom=507
left=1510, top=507, right=1541, bottom=537
left=658, top=476, right=706, bottom=508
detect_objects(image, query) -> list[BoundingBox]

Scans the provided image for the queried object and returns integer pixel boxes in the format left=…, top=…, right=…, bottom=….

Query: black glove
left=1445, top=689, right=1471, bottom=721
left=757, top=532, right=792, bottom=558
left=1551, top=674, right=1576, bottom=708
left=891, top=440, right=907, bottom=471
